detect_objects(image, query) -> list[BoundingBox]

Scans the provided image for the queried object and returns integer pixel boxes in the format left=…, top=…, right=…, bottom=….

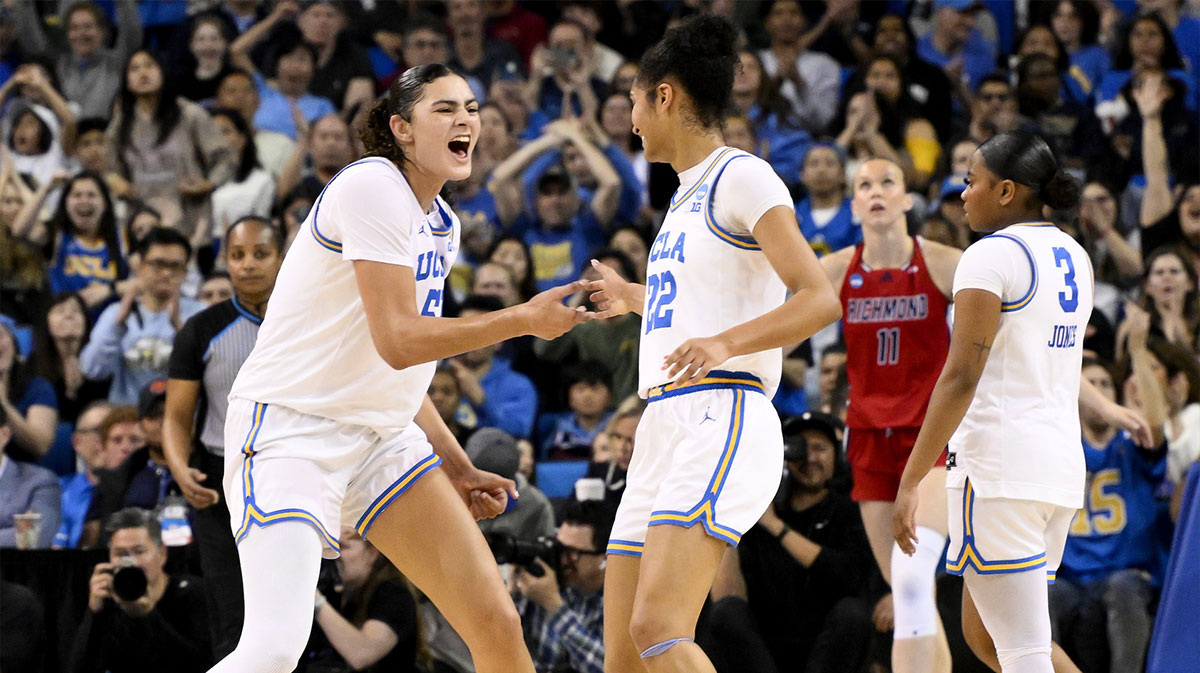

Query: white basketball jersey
left=637, top=147, right=790, bottom=397
left=230, top=158, right=459, bottom=433
left=948, top=223, right=1092, bottom=509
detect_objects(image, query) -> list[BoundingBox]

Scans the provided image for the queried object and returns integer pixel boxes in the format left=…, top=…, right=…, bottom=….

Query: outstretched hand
left=520, top=281, right=595, bottom=339
left=585, top=259, right=636, bottom=319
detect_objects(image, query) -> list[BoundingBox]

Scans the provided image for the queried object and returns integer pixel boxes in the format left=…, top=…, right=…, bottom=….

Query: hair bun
left=1040, top=169, right=1081, bottom=210
left=674, top=14, right=738, bottom=63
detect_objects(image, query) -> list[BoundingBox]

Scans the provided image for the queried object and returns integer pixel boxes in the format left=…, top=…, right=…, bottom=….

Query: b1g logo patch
left=849, top=273, right=864, bottom=289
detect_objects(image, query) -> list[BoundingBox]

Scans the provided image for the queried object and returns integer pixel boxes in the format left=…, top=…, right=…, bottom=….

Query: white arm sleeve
left=952, top=235, right=1035, bottom=305
left=710, top=155, right=794, bottom=236
left=327, top=161, right=418, bottom=267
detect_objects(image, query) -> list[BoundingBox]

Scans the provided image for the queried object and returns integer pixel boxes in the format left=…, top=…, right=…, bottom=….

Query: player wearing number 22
left=894, top=131, right=1101, bottom=673
left=586, top=15, right=841, bottom=673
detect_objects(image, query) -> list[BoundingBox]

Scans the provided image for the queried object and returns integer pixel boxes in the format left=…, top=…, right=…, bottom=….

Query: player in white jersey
left=587, top=16, right=841, bottom=673
left=892, top=132, right=1149, bottom=673
left=209, top=65, right=590, bottom=673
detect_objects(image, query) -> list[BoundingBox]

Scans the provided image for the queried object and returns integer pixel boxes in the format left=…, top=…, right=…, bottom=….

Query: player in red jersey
left=820, top=159, right=961, bottom=673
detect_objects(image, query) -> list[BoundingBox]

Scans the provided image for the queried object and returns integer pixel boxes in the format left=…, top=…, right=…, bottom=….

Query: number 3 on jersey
left=1053, top=247, right=1078, bottom=313
left=645, top=271, right=677, bottom=334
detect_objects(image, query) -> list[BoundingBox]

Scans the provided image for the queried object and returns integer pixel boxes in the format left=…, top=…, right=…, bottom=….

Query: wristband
left=775, top=525, right=789, bottom=542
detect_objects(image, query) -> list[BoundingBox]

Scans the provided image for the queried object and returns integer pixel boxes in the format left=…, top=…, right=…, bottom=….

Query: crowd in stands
left=1, top=1, right=1199, bottom=672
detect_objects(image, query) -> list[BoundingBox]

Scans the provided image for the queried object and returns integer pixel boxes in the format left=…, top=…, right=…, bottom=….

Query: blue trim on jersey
left=646, top=370, right=765, bottom=402
left=606, top=539, right=645, bottom=557
left=704, top=154, right=762, bottom=251
left=310, top=158, right=395, bottom=253
left=203, top=319, right=241, bottom=361
left=669, top=147, right=737, bottom=212
left=430, top=198, right=454, bottom=237
left=354, top=453, right=443, bottom=537
left=986, top=233, right=1039, bottom=312
left=945, top=479, right=1047, bottom=575
left=646, top=388, right=748, bottom=546
left=233, top=402, right=342, bottom=552
left=231, top=297, right=263, bottom=325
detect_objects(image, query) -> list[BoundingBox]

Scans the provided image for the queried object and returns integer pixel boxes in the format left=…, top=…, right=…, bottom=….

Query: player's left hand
left=449, top=467, right=517, bottom=520
left=663, top=336, right=731, bottom=388
left=892, top=485, right=920, bottom=556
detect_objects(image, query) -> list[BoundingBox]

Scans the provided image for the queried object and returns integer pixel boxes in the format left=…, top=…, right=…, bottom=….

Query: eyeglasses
left=143, top=258, right=186, bottom=273
left=560, top=544, right=604, bottom=559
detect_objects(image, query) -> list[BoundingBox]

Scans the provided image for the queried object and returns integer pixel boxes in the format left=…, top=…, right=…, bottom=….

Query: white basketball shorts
left=946, top=478, right=1076, bottom=582
left=224, top=399, right=441, bottom=558
left=608, top=371, right=783, bottom=557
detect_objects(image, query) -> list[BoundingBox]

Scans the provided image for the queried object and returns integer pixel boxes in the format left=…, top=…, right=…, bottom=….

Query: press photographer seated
left=70, top=507, right=211, bottom=673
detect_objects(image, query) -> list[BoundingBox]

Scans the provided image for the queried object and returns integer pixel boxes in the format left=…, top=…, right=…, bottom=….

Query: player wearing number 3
left=892, top=131, right=1151, bottom=673
left=819, top=158, right=962, bottom=673
left=585, top=15, right=841, bottom=673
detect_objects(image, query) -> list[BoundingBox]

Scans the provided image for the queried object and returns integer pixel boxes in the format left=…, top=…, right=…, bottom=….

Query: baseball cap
left=781, top=411, right=842, bottom=459
left=138, top=379, right=168, bottom=419
left=536, top=165, right=573, bottom=194
left=933, top=0, right=982, bottom=12
left=940, top=174, right=967, bottom=202
left=465, top=427, right=520, bottom=480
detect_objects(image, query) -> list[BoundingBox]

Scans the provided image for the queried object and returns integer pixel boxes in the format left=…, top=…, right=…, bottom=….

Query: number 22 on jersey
left=645, top=270, right=677, bottom=333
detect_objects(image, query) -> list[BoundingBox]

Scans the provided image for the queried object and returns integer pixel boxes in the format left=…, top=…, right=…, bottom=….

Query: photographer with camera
left=705, top=412, right=878, bottom=673
left=70, top=507, right=211, bottom=673
left=510, top=499, right=614, bottom=673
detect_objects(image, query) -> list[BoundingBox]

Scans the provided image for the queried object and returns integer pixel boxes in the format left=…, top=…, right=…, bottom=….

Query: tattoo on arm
left=972, top=339, right=992, bottom=364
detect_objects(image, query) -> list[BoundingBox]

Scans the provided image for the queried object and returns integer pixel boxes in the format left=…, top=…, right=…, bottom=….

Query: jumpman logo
left=700, top=407, right=716, bottom=425
left=417, top=223, right=427, bottom=236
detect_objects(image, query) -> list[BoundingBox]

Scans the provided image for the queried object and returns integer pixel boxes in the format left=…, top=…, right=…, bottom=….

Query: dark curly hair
left=360, top=63, right=457, bottom=167
left=634, top=14, right=739, bottom=130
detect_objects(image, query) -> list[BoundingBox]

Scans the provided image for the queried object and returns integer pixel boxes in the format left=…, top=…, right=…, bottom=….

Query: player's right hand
left=520, top=281, right=594, bottom=339
left=892, top=486, right=920, bottom=556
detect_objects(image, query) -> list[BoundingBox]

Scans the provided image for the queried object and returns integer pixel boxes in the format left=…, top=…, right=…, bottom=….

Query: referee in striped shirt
left=163, top=216, right=284, bottom=661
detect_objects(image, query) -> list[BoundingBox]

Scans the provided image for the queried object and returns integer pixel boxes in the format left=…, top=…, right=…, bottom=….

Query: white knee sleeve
left=891, top=526, right=944, bottom=640
left=965, top=569, right=1054, bottom=673
left=209, top=523, right=324, bottom=673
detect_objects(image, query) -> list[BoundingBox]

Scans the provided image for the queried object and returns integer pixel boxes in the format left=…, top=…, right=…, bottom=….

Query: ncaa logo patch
left=849, top=273, right=864, bottom=289
left=694, top=184, right=709, bottom=200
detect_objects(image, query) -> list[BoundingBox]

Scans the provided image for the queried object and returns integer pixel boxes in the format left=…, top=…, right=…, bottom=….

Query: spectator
left=197, top=271, right=234, bottom=306
left=52, top=400, right=111, bottom=548
left=308, top=528, right=427, bottom=672
left=0, top=320, right=58, bottom=459
left=162, top=215, right=282, bottom=660
left=607, top=226, right=648, bottom=283
left=428, top=367, right=475, bottom=446
left=275, top=180, right=321, bottom=251
left=729, top=49, right=812, bottom=189
left=1050, top=356, right=1168, bottom=673
left=1140, top=334, right=1200, bottom=486
left=915, top=0, right=998, bottom=92
left=868, top=14, right=956, bottom=143
left=0, top=198, right=50, bottom=327
left=1076, top=181, right=1143, bottom=291
left=229, top=4, right=337, bottom=141
left=213, top=69, right=296, bottom=177
left=172, top=13, right=237, bottom=105
left=1011, top=22, right=1090, bottom=107
left=446, top=294, right=538, bottom=439
left=585, top=403, right=643, bottom=505
left=813, top=343, right=847, bottom=413
left=704, top=412, right=875, bottom=673
left=758, top=0, right=842, bottom=135
left=295, top=0, right=374, bottom=115
left=120, top=380, right=175, bottom=511
left=30, top=292, right=110, bottom=426
left=963, top=73, right=1018, bottom=144
left=487, top=236, right=541, bottom=304
left=0, top=63, right=78, bottom=193
left=9, top=0, right=143, bottom=119
left=72, top=117, right=133, bottom=203
left=1117, top=246, right=1199, bottom=355
left=447, top=0, right=523, bottom=95
left=107, top=49, right=235, bottom=244
left=489, top=74, right=535, bottom=140
left=542, top=362, right=614, bottom=461
left=44, top=171, right=126, bottom=311
left=70, top=507, right=211, bottom=673
left=1044, top=0, right=1112, bottom=104
left=80, top=227, right=203, bottom=405
left=0, top=403, right=61, bottom=548
left=472, top=261, right=521, bottom=307
left=209, top=108, right=276, bottom=241
left=1014, top=53, right=1104, bottom=169
left=121, top=202, right=162, bottom=258
left=0, top=579, right=45, bottom=671
left=276, top=113, right=353, bottom=202
left=560, top=2, right=625, bottom=84
left=1136, top=0, right=1200, bottom=107
left=1137, top=71, right=1200, bottom=257
left=513, top=499, right=614, bottom=673
left=485, top=0, right=548, bottom=66
left=74, top=405, right=144, bottom=549
left=471, top=427, right=555, bottom=543
left=796, top=144, right=859, bottom=258
left=526, top=19, right=610, bottom=123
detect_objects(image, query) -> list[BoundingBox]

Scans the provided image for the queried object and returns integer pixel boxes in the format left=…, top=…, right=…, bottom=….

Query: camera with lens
left=784, top=433, right=809, bottom=465
left=485, top=532, right=562, bottom=579
left=106, top=560, right=148, bottom=602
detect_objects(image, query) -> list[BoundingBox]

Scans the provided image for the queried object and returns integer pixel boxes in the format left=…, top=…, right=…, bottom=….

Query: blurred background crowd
left=1, top=0, right=1199, bottom=672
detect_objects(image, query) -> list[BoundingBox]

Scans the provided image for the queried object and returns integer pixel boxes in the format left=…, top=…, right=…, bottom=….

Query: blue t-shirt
left=916, top=30, right=997, bottom=91
left=522, top=145, right=643, bottom=227
left=1060, top=431, right=1170, bottom=585
left=454, top=186, right=502, bottom=235
left=251, top=73, right=338, bottom=140
left=1066, top=45, right=1111, bottom=104
left=53, top=472, right=94, bottom=548
left=1097, top=69, right=1197, bottom=112
left=515, top=210, right=606, bottom=292
left=48, top=234, right=123, bottom=296
left=749, top=106, right=812, bottom=188
left=541, top=410, right=611, bottom=460
left=476, top=357, right=538, bottom=439
left=795, top=197, right=860, bottom=257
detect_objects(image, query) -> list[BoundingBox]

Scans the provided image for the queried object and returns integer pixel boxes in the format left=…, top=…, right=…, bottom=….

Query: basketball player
left=208, top=65, right=589, bottom=673
left=820, top=158, right=961, bottom=673
left=893, top=131, right=1100, bottom=673
left=587, top=15, right=841, bottom=673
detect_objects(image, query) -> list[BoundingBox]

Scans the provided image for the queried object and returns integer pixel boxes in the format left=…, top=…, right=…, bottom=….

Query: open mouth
left=869, top=203, right=886, bottom=213
left=448, top=135, right=471, bottom=159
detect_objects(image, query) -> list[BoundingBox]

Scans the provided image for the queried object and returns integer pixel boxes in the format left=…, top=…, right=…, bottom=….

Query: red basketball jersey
left=841, top=238, right=950, bottom=429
